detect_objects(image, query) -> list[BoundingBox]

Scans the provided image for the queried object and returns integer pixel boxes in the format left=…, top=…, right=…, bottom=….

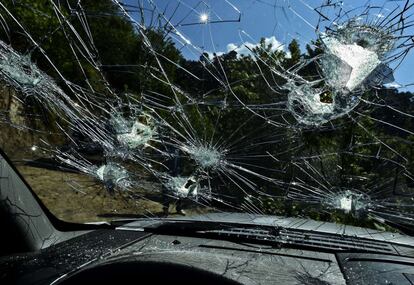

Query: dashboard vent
left=201, top=227, right=397, bottom=254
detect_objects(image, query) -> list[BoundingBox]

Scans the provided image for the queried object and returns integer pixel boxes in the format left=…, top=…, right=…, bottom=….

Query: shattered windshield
left=1, top=0, right=414, bottom=233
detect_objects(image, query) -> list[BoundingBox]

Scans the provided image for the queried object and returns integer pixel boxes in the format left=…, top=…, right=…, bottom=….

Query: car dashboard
left=2, top=223, right=414, bottom=285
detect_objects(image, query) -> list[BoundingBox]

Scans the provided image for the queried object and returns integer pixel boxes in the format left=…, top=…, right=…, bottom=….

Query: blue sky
left=124, top=0, right=414, bottom=91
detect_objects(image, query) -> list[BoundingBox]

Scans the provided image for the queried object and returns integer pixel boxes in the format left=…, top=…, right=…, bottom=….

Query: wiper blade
left=118, top=219, right=400, bottom=255
left=139, top=219, right=282, bottom=236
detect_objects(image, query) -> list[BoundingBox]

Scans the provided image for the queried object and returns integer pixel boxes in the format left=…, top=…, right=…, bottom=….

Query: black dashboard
left=2, top=226, right=414, bottom=285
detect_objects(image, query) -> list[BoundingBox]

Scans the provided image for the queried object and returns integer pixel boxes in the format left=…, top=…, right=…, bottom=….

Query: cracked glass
left=0, top=0, right=414, bottom=236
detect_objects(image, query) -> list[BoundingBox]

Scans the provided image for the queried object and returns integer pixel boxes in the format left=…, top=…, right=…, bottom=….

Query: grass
left=17, top=165, right=211, bottom=223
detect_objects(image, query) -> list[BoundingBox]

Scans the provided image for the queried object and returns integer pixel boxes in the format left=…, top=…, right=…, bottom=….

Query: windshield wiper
left=118, top=219, right=281, bottom=236
left=116, top=219, right=400, bottom=255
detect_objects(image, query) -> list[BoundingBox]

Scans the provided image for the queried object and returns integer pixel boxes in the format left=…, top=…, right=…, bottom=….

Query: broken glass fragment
left=182, top=144, right=224, bottom=170
left=165, top=176, right=199, bottom=198
left=0, top=41, right=42, bottom=88
left=321, top=36, right=382, bottom=92
left=325, top=189, right=371, bottom=218
left=112, top=113, right=155, bottom=150
left=96, top=162, right=130, bottom=192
